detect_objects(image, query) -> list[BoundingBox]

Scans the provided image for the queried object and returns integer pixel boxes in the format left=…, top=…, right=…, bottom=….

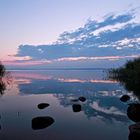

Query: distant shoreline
left=7, top=68, right=108, bottom=71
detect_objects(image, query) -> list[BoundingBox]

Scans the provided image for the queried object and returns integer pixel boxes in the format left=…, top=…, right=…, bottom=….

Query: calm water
left=0, top=70, right=135, bottom=140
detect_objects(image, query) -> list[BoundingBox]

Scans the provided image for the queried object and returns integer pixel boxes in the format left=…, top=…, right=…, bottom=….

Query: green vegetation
left=109, top=58, right=140, bottom=98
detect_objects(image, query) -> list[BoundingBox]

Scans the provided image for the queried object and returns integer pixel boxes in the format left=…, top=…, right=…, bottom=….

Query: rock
left=129, top=122, right=140, bottom=134
left=129, top=132, right=140, bottom=140
left=127, top=104, right=140, bottom=122
left=32, top=116, right=55, bottom=130
left=120, top=95, right=130, bottom=102
left=38, top=103, right=50, bottom=109
left=129, top=123, right=140, bottom=140
left=72, top=104, right=81, bottom=112
left=79, top=97, right=86, bottom=102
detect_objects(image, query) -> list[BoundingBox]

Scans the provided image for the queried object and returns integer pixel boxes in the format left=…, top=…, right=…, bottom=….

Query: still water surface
left=0, top=70, right=135, bottom=140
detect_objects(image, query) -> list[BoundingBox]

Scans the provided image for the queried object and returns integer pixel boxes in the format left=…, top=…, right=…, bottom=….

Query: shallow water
left=0, top=70, right=133, bottom=140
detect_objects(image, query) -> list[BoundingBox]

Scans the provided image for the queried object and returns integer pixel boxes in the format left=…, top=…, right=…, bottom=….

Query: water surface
left=0, top=70, right=134, bottom=140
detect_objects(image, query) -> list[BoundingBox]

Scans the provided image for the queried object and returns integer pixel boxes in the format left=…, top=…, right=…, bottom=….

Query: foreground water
left=0, top=70, right=135, bottom=140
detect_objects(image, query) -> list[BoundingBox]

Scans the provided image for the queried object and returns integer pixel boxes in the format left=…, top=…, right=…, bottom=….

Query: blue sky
left=0, top=0, right=140, bottom=68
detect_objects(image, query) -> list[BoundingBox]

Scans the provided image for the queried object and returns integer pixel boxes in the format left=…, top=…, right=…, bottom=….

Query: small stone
left=38, top=103, right=50, bottom=109
left=79, top=97, right=86, bottom=102
left=72, top=104, right=81, bottom=112
left=120, top=95, right=130, bottom=102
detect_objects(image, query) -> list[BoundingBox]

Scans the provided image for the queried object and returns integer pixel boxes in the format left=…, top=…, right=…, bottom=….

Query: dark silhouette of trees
left=108, top=57, right=140, bottom=99
left=0, top=61, right=12, bottom=95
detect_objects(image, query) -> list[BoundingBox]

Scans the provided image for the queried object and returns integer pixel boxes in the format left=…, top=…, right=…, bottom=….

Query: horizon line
left=7, top=67, right=110, bottom=71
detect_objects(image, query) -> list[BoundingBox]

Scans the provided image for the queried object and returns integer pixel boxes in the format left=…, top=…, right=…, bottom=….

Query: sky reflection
left=10, top=70, right=124, bottom=95
left=0, top=70, right=133, bottom=140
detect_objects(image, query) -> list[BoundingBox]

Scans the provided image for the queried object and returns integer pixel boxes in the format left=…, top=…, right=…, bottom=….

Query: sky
left=0, top=0, right=140, bottom=68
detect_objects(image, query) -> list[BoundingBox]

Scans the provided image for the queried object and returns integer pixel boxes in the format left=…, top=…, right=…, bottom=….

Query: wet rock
left=120, top=95, right=130, bottom=102
left=129, top=132, right=140, bottom=140
left=79, top=97, right=86, bottom=102
left=32, top=116, right=55, bottom=130
left=72, top=104, right=81, bottom=112
left=38, top=103, right=50, bottom=109
left=129, top=123, right=140, bottom=140
left=127, top=104, right=140, bottom=122
left=129, top=123, right=140, bottom=134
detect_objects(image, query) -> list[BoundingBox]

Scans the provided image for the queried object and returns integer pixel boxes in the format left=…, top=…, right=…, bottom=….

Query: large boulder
left=127, top=104, right=140, bottom=122
left=32, top=116, right=55, bottom=130
left=129, top=123, right=140, bottom=140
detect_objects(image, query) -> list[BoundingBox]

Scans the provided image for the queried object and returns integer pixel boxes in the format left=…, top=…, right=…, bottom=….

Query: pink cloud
left=58, top=78, right=117, bottom=83
left=13, top=73, right=52, bottom=80
left=3, top=54, right=140, bottom=67
left=56, top=55, right=140, bottom=62
left=12, top=73, right=117, bottom=84
left=3, top=60, right=51, bottom=66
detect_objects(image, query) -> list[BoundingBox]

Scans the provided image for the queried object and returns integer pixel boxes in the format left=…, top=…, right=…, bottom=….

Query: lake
left=0, top=70, right=135, bottom=140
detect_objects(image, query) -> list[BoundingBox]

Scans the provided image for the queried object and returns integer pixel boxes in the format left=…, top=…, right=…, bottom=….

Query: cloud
left=56, top=55, right=140, bottom=61
left=90, top=101, right=125, bottom=116
left=7, top=10, right=140, bottom=68
left=58, top=13, right=134, bottom=43
left=5, top=55, right=139, bottom=67
left=4, top=60, right=51, bottom=66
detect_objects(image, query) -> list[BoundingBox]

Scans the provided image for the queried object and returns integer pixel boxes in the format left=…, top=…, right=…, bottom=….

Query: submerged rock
left=72, top=104, right=81, bottom=112
left=71, top=99, right=79, bottom=102
left=127, top=104, right=140, bottom=122
left=79, top=97, right=86, bottom=102
left=32, top=116, right=55, bottom=130
left=120, top=95, right=130, bottom=102
left=38, top=103, right=50, bottom=109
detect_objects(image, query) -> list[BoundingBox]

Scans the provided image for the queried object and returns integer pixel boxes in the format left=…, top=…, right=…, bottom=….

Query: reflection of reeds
left=0, top=61, right=12, bottom=95
left=0, top=81, right=6, bottom=95
left=0, top=61, right=6, bottom=78
left=108, top=58, right=140, bottom=99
